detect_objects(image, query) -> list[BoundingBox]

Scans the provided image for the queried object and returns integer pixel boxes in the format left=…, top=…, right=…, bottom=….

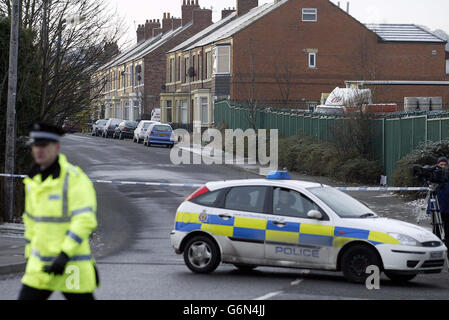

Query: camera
left=413, top=165, right=449, bottom=184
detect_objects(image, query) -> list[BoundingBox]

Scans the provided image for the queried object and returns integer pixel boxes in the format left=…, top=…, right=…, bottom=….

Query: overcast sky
left=111, top=0, right=449, bottom=46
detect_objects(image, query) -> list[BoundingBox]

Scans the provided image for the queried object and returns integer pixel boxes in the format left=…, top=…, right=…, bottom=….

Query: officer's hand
left=43, top=252, right=70, bottom=275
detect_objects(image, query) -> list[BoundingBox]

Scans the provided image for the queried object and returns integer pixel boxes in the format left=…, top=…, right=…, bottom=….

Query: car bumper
left=170, top=230, right=185, bottom=254
left=149, top=138, right=174, bottom=145
left=377, top=244, right=447, bottom=273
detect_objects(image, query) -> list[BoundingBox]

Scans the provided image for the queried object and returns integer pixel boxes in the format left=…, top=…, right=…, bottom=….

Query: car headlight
left=388, top=233, right=421, bottom=246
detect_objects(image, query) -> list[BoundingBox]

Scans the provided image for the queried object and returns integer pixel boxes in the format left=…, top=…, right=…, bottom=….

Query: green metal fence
left=214, top=100, right=449, bottom=185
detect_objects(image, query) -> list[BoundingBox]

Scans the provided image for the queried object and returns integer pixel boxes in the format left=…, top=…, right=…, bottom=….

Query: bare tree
left=0, top=0, right=126, bottom=124
left=232, top=38, right=260, bottom=131
left=273, top=48, right=293, bottom=108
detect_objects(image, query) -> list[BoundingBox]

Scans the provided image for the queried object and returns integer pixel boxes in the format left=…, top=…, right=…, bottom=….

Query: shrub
left=278, top=135, right=383, bottom=185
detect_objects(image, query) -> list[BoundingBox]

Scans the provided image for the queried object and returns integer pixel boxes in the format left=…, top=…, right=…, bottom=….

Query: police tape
left=0, top=173, right=430, bottom=191
left=0, top=174, right=203, bottom=188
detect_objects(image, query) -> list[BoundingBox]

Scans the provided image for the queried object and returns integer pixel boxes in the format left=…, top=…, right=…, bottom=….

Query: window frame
left=200, top=97, right=208, bottom=125
left=308, top=52, right=317, bottom=69
left=223, top=186, right=271, bottom=214
left=269, top=187, right=329, bottom=221
left=302, top=8, right=317, bottom=22
left=215, top=45, right=231, bottom=75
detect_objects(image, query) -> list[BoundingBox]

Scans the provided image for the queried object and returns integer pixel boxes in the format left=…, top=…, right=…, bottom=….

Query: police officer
left=18, top=123, right=99, bottom=300
left=427, top=157, right=449, bottom=249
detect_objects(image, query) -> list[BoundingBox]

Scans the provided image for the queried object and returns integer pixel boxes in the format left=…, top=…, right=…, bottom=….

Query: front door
left=265, top=187, right=333, bottom=267
left=215, top=186, right=270, bottom=262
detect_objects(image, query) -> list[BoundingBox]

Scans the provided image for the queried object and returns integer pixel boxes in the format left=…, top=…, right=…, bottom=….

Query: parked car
left=102, top=118, right=122, bottom=138
left=144, top=123, right=174, bottom=148
left=170, top=171, right=447, bottom=283
left=62, top=120, right=82, bottom=133
left=133, top=120, right=159, bottom=143
left=113, top=120, right=138, bottom=140
left=92, top=119, right=107, bottom=136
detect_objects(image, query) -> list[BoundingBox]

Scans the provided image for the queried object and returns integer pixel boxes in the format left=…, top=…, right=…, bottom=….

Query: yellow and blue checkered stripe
left=175, top=212, right=400, bottom=247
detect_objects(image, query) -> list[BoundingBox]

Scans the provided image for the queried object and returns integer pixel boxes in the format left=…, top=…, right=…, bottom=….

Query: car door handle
left=272, top=221, right=286, bottom=227
left=218, top=214, right=232, bottom=220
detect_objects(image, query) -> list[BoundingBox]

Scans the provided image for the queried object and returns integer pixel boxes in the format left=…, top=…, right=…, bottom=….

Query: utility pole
left=4, top=0, right=20, bottom=222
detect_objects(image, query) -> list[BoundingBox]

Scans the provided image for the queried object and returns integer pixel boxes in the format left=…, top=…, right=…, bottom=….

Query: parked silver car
left=92, top=119, right=107, bottom=136
left=133, top=120, right=159, bottom=143
left=102, top=118, right=122, bottom=138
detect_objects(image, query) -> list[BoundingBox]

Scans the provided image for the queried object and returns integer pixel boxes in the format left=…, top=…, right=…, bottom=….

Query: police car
left=170, top=171, right=447, bottom=283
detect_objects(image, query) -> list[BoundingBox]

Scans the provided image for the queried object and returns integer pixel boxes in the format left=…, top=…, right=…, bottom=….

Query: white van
left=151, top=108, right=161, bottom=122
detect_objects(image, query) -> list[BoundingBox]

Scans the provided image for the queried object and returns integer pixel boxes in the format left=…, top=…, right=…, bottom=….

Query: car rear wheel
left=384, top=271, right=417, bottom=283
left=183, top=236, right=220, bottom=274
left=341, top=244, right=381, bottom=284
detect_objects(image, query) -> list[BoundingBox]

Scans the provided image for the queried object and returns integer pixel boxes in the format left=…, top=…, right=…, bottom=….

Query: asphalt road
left=0, top=133, right=448, bottom=300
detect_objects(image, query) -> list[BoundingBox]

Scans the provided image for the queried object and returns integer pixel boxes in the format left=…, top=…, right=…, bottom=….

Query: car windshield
left=143, top=123, right=152, bottom=129
left=307, top=187, right=377, bottom=218
left=126, top=121, right=137, bottom=127
left=97, top=120, right=107, bottom=125
left=153, top=125, right=171, bottom=132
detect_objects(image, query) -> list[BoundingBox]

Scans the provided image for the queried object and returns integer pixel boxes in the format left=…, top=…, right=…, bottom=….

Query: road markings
left=253, top=291, right=283, bottom=300
left=255, top=276, right=306, bottom=300
left=291, top=279, right=303, bottom=286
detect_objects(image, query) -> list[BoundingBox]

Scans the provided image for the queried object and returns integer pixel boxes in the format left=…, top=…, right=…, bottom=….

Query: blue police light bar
left=266, top=171, right=291, bottom=180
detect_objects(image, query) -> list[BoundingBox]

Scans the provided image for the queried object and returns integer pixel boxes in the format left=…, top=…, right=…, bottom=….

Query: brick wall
left=231, top=0, right=448, bottom=105
left=142, top=8, right=212, bottom=115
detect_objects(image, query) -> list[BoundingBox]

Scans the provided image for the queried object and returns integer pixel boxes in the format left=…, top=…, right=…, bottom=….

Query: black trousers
left=18, top=284, right=95, bottom=300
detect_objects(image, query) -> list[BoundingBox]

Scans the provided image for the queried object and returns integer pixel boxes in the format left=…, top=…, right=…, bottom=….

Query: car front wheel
left=341, top=244, right=381, bottom=284
left=183, top=236, right=220, bottom=274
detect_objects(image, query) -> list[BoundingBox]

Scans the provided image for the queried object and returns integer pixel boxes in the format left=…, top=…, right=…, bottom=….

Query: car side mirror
left=307, top=210, right=322, bottom=220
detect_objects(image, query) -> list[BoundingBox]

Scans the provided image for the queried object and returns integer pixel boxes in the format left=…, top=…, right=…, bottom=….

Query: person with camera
left=427, top=157, right=449, bottom=249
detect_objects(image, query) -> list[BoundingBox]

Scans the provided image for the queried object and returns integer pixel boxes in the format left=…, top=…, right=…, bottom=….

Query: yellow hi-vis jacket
left=22, top=154, right=98, bottom=293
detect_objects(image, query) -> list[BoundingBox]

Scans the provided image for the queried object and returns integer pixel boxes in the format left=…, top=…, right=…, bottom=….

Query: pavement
left=0, top=224, right=26, bottom=275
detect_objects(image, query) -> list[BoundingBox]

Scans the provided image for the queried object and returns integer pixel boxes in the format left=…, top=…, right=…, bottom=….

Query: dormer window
left=302, top=8, right=317, bottom=22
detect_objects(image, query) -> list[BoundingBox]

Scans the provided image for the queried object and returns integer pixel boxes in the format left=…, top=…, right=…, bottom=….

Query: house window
left=181, top=100, right=188, bottom=124
left=446, top=59, right=449, bottom=75
left=216, top=45, right=230, bottom=74
left=302, top=8, right=317, bottom=22
left=308, top=52, right=316, bottom=68
left=206, top=51, right=212, bottom=79
left=184, top=57, right=190, bottom=83
left=116, top=103, right=121, bottom=118
left=169, top=58, right=175, bottom=83
left=166, top=100, right=172, bottom=123
left=201, top=97, right=208, bottom=125
left=124, top=102, right=129, bottom=120
left=130, top=65, right=134, bottom=87
left=177, top=56, right=181, bottom=82
left=198, top=54, right=203, bottom=80
left=192, top=55, right=196, bottom=81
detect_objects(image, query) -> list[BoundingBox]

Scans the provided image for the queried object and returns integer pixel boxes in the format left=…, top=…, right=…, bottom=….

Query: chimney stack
left=136, top=24, right=145, bottom=42
left=162, top=12, right=173, bottom=33
left=143, top=19, right=161, bottom=40
left=222, top=7, right=236, bottom=19
left=192, top=7, right=212, bottom=26
left=236, top=0, right=258, bottom=16
left=182, top=0, right=200, bottom=26
left=346, top=1, right=350, bottom=13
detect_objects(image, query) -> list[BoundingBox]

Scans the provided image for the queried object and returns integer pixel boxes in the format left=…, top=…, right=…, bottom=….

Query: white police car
left=170, top=171, right=447, bottom=283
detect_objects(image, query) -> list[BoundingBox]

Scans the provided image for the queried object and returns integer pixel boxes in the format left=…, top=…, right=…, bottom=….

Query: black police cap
left=29, top=122, right=65, bottom=145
